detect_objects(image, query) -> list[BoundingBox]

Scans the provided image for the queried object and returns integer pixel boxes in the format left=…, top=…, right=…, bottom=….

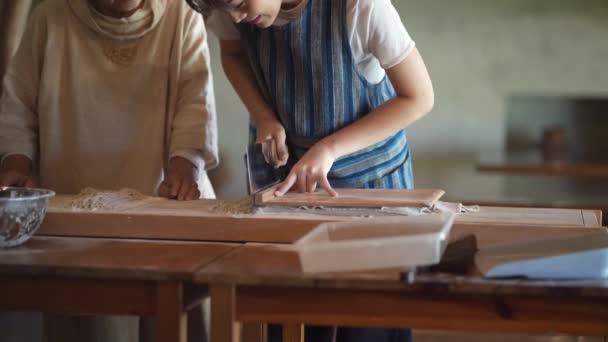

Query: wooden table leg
left=242, top=322, right=266, bottom=342
left=210, top=284, right=239, bottom=342
left=155, top=281, right=187, bottom=342
left=282, top=324, right=303, bottom=342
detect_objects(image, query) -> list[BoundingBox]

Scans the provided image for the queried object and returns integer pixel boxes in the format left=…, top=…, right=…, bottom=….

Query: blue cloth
left=238, top=0, right=414, bottom=189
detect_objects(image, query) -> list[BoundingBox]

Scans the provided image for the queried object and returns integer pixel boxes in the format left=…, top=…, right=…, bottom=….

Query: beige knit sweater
left=0, top=0, right=219, bottom=197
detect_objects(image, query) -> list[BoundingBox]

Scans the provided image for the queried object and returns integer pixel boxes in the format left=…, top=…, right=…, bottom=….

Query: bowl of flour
left=0, top=187, right=55, bottom=248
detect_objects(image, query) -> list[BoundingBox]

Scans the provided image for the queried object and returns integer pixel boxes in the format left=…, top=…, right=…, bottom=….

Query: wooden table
left=0, top=237, right=237, bottom=342
left=196, top=224, right=608, bottom=342
left=15, top=203, right=604, bottom=341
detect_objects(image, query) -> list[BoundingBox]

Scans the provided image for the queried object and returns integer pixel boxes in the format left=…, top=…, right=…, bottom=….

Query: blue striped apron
left=239, top=0, right=414, bottom=190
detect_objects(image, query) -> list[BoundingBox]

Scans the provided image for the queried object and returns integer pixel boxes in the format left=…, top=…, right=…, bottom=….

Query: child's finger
left=274, top=141, right=289, bottom=167
left=296, top=171, right=307, bottom=193
left=318, top=176, right=338, bottom=197
left=255, top=132, right=272, bottom=144
left=261, top=141, right=271, bottom=164
left=270, top=139, right=278, bottom=166
left=274, top=173, right=296, bottom=197
left=273, top=130, right=288, bottom=164
left=269, top=140, right=284, bottom=168
left=306, top=177, right=317, bottom=193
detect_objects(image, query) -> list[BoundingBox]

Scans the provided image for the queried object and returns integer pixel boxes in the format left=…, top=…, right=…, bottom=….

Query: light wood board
left=39, top=195, right=602, bottom=243
left=255, top=187, right=445, bottom=208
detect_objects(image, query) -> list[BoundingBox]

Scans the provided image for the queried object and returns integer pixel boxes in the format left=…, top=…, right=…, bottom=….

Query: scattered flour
left=60, top=188, right=152, bottom=211
left=209, top=197, right=255, bottom=215
left=255, top=201, right=480, bottom=217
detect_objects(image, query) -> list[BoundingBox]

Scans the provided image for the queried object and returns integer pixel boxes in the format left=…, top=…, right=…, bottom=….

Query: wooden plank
left=235, top=286, right=608, bottom=336
left=449, top=223, right=606, bottom=248
left=39, top=211, right=328, bottom=243
left=210, top=284, right=238, bottom=342
left=155, top=281, right=187, bottom=342
left=455, top=207, right=596, bottom=227
left=255, top=187, right=445, bottom=208
left=39, top=206, right=600, bottom=243
left=461, top=200, right=606, bottom=224
left=0, top=237, right=237, bottom=280
left=0, top=275, right=156, bottom=315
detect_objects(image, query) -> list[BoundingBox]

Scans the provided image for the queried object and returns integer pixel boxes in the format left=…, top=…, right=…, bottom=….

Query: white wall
left=208, top=0, right=608, bottom=199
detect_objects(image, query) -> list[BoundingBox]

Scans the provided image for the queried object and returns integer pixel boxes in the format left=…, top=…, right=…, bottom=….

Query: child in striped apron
left=188, top=0, right=434, bottom=341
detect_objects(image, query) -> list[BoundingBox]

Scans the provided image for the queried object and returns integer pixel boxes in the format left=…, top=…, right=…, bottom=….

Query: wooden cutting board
left=255, top=186, right=445, bottom=208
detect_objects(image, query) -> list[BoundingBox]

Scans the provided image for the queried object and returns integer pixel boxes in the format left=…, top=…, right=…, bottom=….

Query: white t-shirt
left=207, top=0, right=415, bottom=84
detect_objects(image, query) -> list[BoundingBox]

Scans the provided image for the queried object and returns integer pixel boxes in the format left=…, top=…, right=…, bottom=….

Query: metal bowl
left=0, top=187, right=55, bottom=248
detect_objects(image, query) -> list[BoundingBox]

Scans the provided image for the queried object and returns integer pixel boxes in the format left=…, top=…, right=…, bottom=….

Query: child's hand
left=158, top=157, right=200, bottom=201
left=274, top=143, right=338, bottom=197
left=0, top=155, right=35, bottom=187
left=256, top=119, right=289, bottom=168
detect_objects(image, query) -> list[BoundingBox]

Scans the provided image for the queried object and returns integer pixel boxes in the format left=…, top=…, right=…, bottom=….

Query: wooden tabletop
left=196, top=223, right=608, bottom=297
left=0, top=237, right=238, bottom=281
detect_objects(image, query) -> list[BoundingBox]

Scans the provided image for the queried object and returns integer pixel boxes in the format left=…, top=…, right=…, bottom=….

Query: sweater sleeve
left=170, top=6, right=219, bottom=171
left=0, top=5, right=47, bottom=164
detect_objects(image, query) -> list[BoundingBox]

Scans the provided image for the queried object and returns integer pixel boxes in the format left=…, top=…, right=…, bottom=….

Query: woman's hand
left=0, top=169, right=35, bottom=187
left=158, top=157, right=200, bottom=201
left=0, top=154, right=35, bottom=187
left=256, top=119, right=289, bottom=168
left=274, top=143, right=338, bottom=197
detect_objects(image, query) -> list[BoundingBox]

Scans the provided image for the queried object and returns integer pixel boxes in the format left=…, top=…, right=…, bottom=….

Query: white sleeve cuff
left=170, top=149, right=206, bottom=171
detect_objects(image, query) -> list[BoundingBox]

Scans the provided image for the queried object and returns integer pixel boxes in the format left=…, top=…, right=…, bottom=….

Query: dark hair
left=185, top=0, right=231, bottom=15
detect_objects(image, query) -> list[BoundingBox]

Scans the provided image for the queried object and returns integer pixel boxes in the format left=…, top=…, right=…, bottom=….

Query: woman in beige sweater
left=0, top=0, right=219, bottom=201
left=0, top=1, right=217, bottom=341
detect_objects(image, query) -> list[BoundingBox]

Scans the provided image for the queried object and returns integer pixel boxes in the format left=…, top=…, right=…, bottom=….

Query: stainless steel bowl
left=0, top=187, right=55, bottom=248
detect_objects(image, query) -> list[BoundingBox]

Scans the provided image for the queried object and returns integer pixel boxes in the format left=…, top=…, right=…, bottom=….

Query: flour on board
left=58, top=187, right=153, bottom=211
left=209, top=197, right=255, bottom=215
